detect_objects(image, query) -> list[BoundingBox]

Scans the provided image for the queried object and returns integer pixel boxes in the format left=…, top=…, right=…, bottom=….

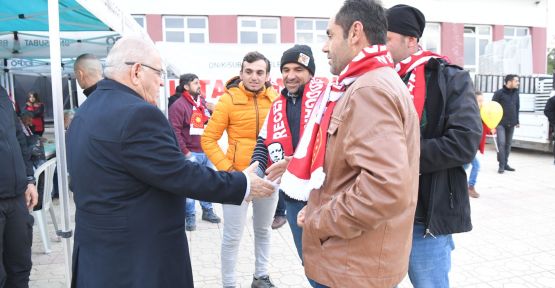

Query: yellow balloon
left=480, top=101, right=503, bottom=129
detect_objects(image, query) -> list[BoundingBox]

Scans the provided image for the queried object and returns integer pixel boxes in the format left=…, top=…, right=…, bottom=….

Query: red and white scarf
left=263, top=78, right=326, bottom=166
left=280, top=45, right=394, bottom=201
left=395, top=49, right=446, bottom=120
left=182, top=91, right=209, bottom=135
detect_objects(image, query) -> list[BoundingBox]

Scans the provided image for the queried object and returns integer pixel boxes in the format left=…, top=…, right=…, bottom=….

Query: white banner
left=158, top=42, right=336, bottom=101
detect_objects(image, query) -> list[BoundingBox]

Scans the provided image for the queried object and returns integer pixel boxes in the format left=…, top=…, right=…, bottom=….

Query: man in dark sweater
left=250, top=44, right=316, bottom=262
left=0, top=85, right=39, bottom=287
left=492, top=74, right=520, bottom=173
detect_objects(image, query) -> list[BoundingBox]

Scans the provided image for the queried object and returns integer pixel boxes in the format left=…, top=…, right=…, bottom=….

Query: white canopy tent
left=0, top=0, right=150, bottom=286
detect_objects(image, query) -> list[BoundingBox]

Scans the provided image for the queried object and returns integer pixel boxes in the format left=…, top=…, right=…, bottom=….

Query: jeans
left=274, top=190, right=286, bottom=217
left=0, top=195, right=34, bottom=288
left=184, top=152, right=214, bottom=217
left=408, top=223, right=455, bottom=288
left=464, top=153, right=480, bottom=187
left=221, top=190, right=279, bottom=286
left=496, top=125, right=515, bottom=168
left=284, top=198, right=305, bottom=261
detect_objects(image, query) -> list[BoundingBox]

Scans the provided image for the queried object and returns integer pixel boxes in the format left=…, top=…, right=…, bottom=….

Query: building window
left=238, top=17, right=280, bottom=44
left=504, top=26, right=530, bottom=40
left=464, top=25, right=492, bottom=73
left=163, top=16, right=208, bottom=43
left=295, top=18, right=328, bottom=44
left=420, top=22, right=441, bottom=53
left=133, top=15, right=146, bottom=29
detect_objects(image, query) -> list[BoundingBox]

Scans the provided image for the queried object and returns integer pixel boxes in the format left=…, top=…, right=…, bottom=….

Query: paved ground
left=29, top=146, right=555, bottom=287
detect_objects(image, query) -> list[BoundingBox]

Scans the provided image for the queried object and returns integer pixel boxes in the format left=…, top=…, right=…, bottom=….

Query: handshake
left=242, top=157, right=291, bottom=202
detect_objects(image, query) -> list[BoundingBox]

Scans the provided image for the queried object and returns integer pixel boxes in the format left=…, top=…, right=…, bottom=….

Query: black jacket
left=544, top=96, right=555, bottom=125
left=0, top=86, right=34, bottom=199
left=492, top=86, right=520, bottom=127
left=409, top=58, right=482, bottom=236
left=67, top=79, right=247, bottom=287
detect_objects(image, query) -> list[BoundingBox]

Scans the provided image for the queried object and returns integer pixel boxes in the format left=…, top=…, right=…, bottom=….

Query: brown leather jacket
left=302, top=67, right=420, bottom=287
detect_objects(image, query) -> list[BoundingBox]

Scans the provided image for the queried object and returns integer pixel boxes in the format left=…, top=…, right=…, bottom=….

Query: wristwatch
left=27, top=176, right=36, bottom=186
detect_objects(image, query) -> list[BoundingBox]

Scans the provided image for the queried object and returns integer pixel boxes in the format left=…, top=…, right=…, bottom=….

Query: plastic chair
left=32, top=158, right=59, bottom=254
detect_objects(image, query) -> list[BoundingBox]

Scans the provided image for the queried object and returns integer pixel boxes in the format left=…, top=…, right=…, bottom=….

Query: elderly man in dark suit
left=66, top=36, right=276, bottom=288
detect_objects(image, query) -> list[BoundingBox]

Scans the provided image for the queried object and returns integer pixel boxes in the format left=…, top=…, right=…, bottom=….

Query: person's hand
left=297, top=206, right=306, bottom=228
left=265, top=156, right=292, bottom=183
left=516, top=124, right=520, bottom=128
left=244, top=162, right=276, bottom=202
left=25, top=184, right=38, bottom=210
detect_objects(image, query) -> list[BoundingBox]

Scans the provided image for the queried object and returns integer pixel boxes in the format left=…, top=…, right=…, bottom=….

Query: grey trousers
left=221, top=190, right=279, bottom=286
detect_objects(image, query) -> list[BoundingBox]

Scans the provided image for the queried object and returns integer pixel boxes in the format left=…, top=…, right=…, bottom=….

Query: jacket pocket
left=327, top=116, right=342, bottom=136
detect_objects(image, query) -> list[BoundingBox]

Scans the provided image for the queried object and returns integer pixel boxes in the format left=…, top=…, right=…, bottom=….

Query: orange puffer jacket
left=202, top=76, right=278, bottom=171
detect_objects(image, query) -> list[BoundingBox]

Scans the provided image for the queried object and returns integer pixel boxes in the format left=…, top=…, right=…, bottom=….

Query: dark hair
left=179, top=73, right=199, bottom=87
left=75, top=53, right=98, bottom=63
left=241, top=51, right=271, bottom=73
left=335, top=0, right=387, bottom=45
left=504, top=74, right=518, bottom=84
left=475, top=91, right=483, bottom=96
left=28, top=91, right=40, bottom=103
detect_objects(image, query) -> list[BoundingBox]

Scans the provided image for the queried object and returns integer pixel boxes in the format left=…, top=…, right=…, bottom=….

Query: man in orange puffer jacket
left=201, top=51, right=279, bottom=288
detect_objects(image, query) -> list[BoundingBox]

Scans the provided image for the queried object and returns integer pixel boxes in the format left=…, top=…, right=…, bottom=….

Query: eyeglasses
left=125, top=61, right=165, bottom=77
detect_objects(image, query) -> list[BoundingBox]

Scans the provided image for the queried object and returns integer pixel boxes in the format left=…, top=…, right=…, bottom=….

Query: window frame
left=294, top=18, right=328, bottom=45
left=463, top=24, right=492, bottom=73
left=162, top=15, right=209, bottom=44
left=132, top=15, right=147, bottom=30
left=237, top=16, right=281, bottom=44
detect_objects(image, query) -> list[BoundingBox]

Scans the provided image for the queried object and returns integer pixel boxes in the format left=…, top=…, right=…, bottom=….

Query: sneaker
left=468, top=186, right=480, bottom=198
left=201, top=209, right=221, bottom=223
left=185, top=216, right=196, bottom=231
left=498, top=167, right=505, bottom=174
left=504, top=165, right=515, bottom=172
left=271, top=215, right=287, bottom=229
left=251, top=275, right=276, bottom=288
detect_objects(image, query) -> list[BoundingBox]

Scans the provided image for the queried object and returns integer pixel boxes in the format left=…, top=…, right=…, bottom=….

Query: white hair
left=104, top=35, right=160, bottom=79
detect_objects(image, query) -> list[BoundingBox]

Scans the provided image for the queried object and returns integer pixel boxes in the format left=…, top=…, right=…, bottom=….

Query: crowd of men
left=3, top=0, right=546, bottom=287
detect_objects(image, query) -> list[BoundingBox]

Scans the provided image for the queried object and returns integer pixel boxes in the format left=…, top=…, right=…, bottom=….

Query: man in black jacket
left=0, top=85, right=39, bottom=287
left=492, top=74, right=520, bottom=173
left=544, top=91, right=555, bottom=164
left=387, top=5, right=482, bottom=287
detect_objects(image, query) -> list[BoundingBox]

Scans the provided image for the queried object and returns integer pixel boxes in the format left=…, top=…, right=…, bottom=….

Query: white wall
left=118, top=0, right=548, bottom=28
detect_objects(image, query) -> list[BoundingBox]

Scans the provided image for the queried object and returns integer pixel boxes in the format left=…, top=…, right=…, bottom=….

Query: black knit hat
left=280, top=45, right=315, bottom=76
left=386, top=4, right=426, bottom=38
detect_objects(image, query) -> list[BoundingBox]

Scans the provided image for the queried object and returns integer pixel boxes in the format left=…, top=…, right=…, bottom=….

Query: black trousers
left=496, top=125, right=515, bottom=168
left=0, top=194, right=34, bottom=288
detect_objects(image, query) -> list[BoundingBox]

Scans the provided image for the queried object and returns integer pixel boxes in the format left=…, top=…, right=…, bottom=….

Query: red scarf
left=182, top=91, right=209, bottom=133
left=280, top=45, right=394, bottom=201
left=263, top=78, right=326, bottom=167
left=395, top=49, right=446, bottom=120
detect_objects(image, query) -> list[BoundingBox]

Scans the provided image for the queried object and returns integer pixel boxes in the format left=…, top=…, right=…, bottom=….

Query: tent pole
left=48, top=1, right=73, bottom=287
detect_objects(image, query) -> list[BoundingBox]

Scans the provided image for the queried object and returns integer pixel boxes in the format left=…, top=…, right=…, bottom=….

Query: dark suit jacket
left=67, top=79, right=246, bottom=287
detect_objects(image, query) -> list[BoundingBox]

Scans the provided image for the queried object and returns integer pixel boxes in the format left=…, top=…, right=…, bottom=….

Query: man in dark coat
left=544, top=91, right=555, bottom=164
left=66, top=36, right=275, bottom=288
left=0, top=85, right=38, bottom=288
left=492, top=74, right=520, bottom=173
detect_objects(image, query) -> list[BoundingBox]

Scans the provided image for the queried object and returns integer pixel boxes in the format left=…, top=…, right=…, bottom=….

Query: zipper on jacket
left=424, top=228, right=437, bottom=239
left=425, top=176, right=438, bottom=236
left=254, top=94, right=260, bottom=137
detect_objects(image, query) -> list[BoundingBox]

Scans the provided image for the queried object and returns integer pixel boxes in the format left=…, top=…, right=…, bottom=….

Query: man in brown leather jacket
left=294, top=0, right=420, bottom=287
